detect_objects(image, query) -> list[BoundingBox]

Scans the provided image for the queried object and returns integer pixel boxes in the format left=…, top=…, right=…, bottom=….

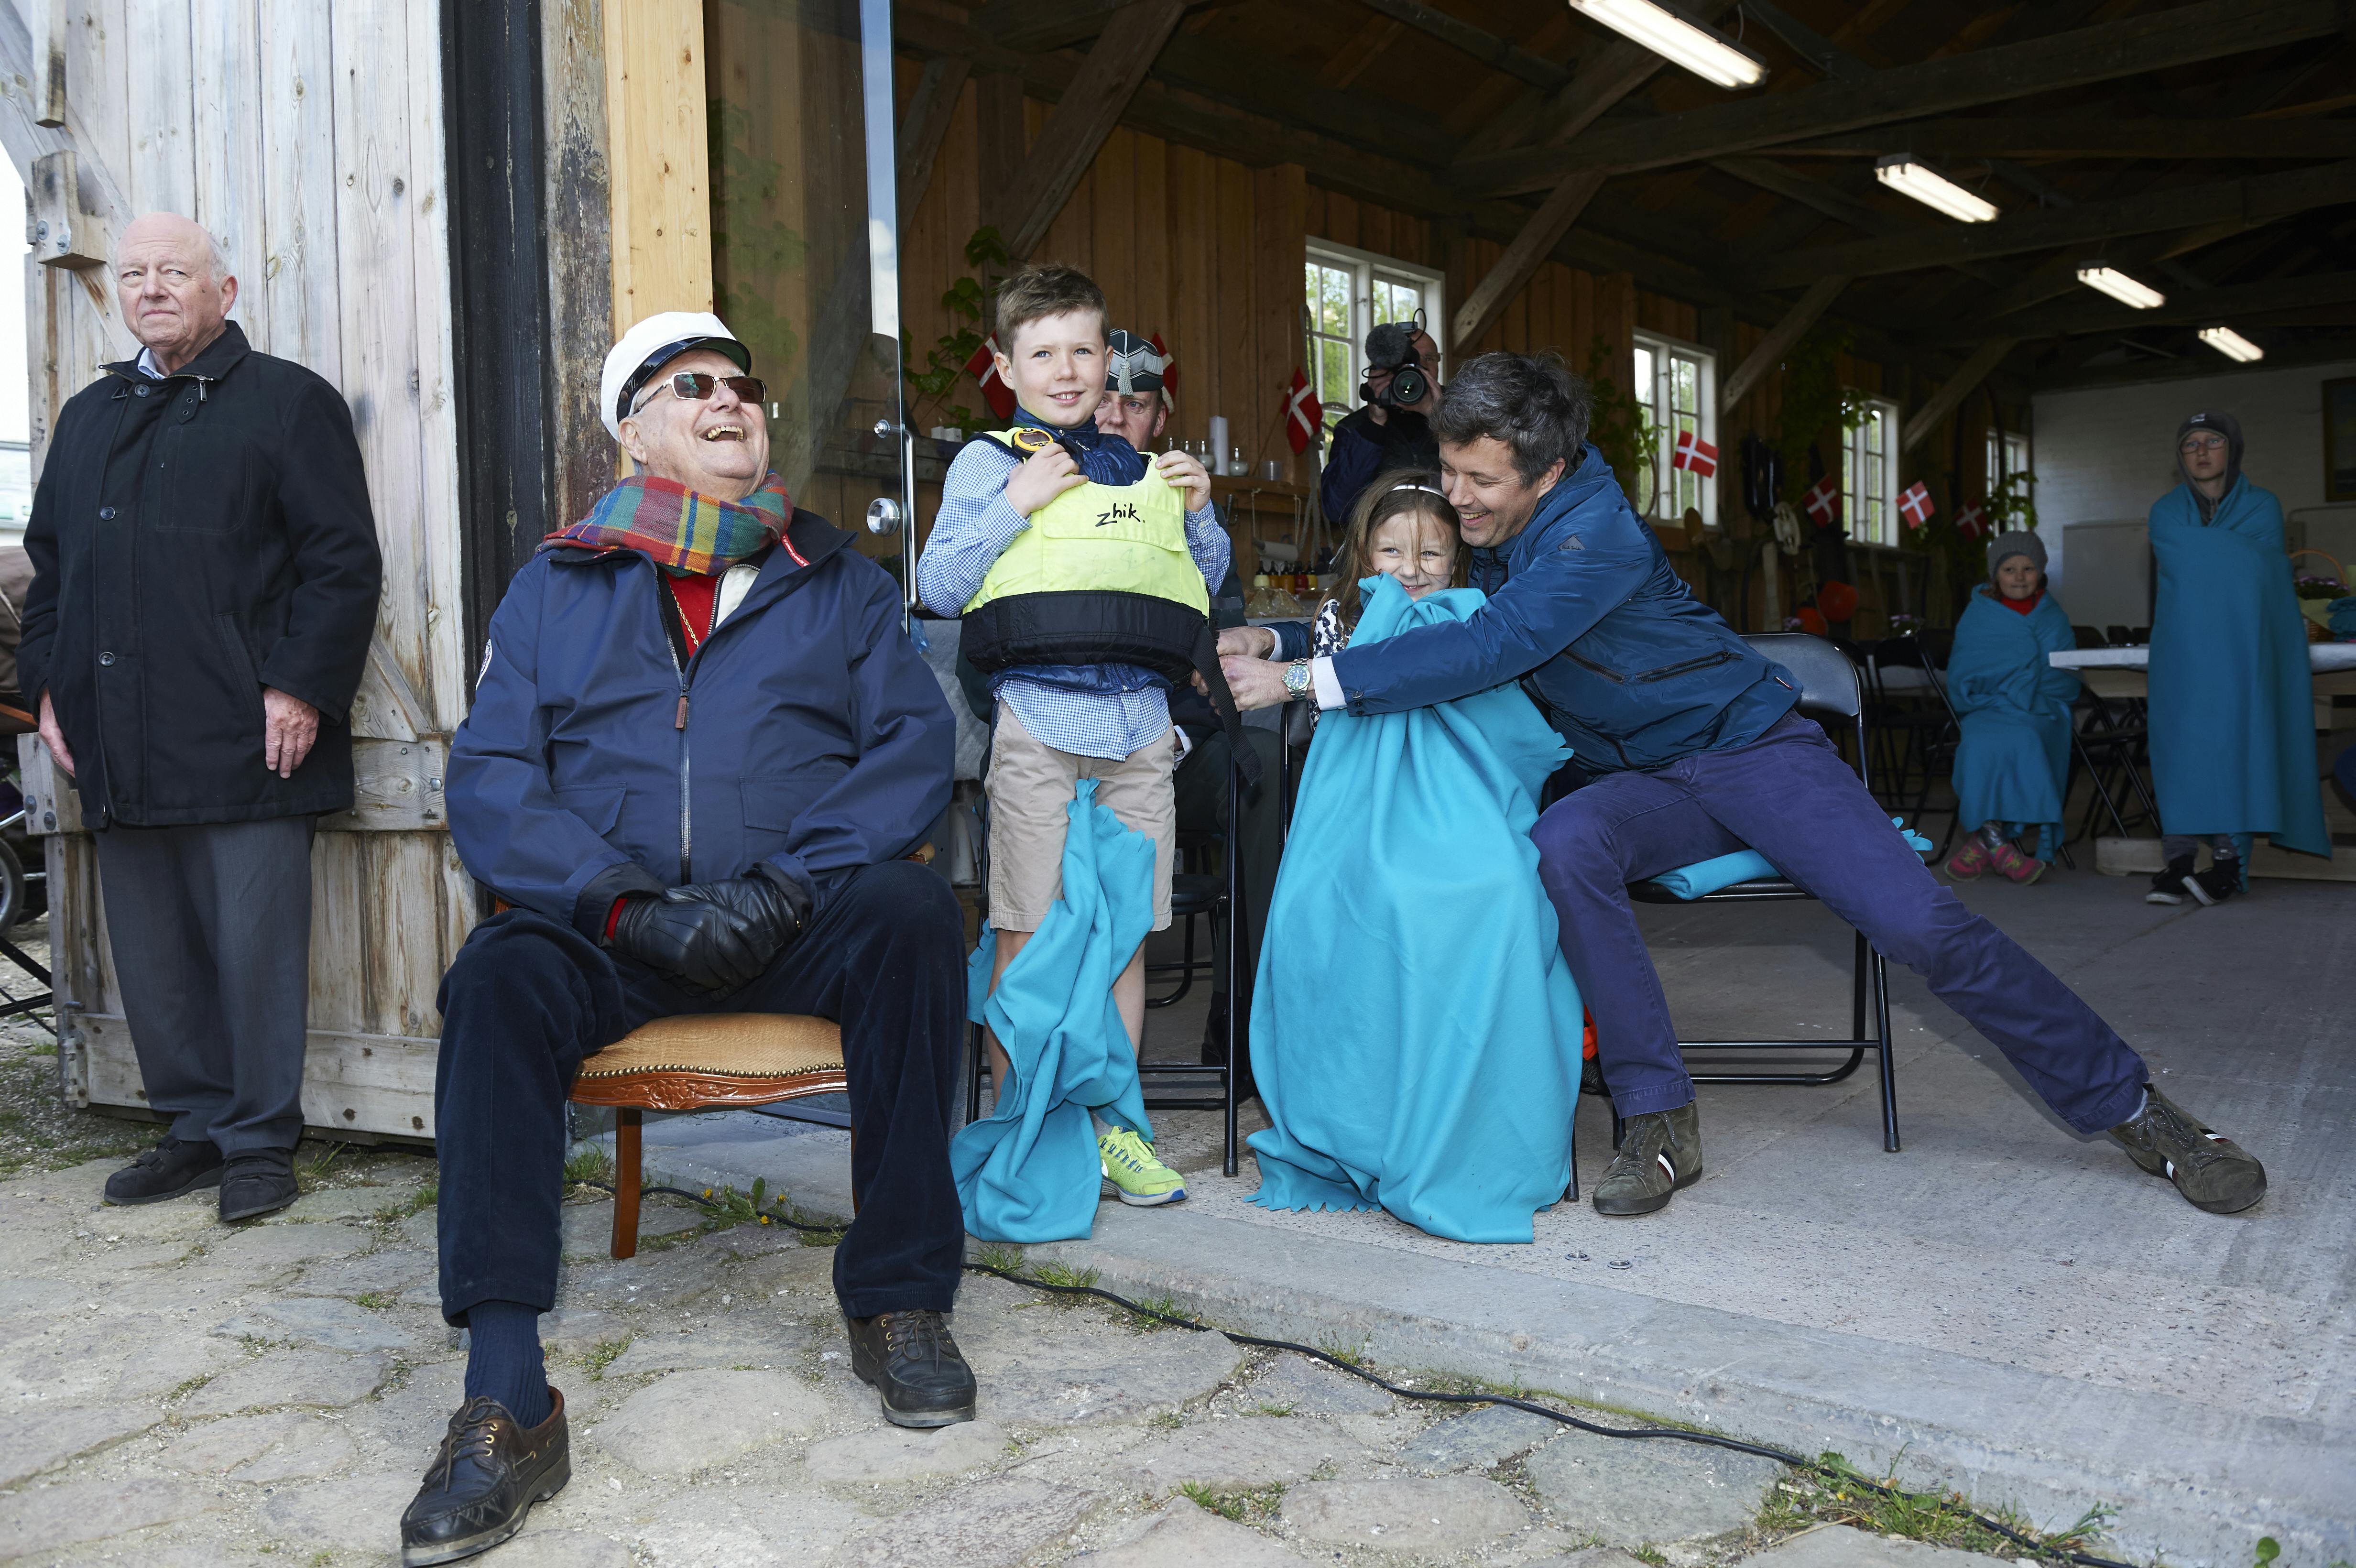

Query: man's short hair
left=1432, top=351, right=1592, bottom=486
left=996, top=263, right=1107, bottom=346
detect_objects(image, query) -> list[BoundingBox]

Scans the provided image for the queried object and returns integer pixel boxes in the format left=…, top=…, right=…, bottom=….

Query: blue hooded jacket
left=1329, top=444, right=1798, bottom=772
left=447, top=510, right=956, bottom=936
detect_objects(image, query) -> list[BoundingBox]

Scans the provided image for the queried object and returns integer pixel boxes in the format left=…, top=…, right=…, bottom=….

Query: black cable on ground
left=579, top=1176, right=2134, bottom=1568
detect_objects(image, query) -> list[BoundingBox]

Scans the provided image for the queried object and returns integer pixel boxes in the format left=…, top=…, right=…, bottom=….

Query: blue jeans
left=1531, top=713, right=2148, bottom=1133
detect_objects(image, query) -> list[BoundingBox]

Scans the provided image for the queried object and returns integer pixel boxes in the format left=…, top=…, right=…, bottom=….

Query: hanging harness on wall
left=961, top=426, right=1263, bottom=785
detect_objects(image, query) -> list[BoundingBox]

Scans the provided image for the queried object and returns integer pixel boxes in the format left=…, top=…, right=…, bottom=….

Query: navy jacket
left=448, top=511, right=955, bottom=937
left=1331, top=445, right=1797, bottom=772
left=1318, top=404, right=1441, bottom=527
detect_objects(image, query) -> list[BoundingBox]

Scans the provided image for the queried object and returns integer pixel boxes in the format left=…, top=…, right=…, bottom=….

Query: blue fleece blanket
left=2147, top=479, right=2328, bottom=857
left=950, top=781, right=1154, bottom=1243
left=1247, top=576, right=1581, bottom=1243
left=1947, top=588, right=2080, bottom=834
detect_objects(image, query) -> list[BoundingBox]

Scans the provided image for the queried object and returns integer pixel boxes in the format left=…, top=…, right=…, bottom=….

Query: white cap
left=599, top=311, right=753, bottom=439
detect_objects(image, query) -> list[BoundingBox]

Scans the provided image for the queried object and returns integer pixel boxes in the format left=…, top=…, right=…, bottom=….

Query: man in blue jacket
left=1224, top=352, right=2265, bottom=1225
left=404, top=314, right=969, bottom=1565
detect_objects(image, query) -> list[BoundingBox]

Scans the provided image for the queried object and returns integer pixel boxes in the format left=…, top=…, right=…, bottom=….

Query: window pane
left=1320, top=338, right=1351, bottom=411
left=1673, top=355, right=1697, bottom=416
left=1632, top=347, right=1655, bottom=411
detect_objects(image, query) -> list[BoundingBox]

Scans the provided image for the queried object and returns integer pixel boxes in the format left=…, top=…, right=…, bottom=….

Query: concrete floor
left=622, top=860, right=2356, bottom=1568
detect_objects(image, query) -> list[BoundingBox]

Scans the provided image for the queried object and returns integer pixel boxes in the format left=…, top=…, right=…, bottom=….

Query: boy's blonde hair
left=995, top=264, right=1108, bottom=348
left=1331, top=470, right=1468, bottom=630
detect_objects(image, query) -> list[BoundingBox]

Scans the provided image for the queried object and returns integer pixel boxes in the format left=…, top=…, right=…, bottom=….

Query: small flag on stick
left=1802, top=473, right=1841, bottom=527
left=1956, top=500, right=1987, bottom=538
left=1150, top=332, right=1178, bottom=396
left=1671, top=429, right=1718, bottom=477
left=1286, top=368, right=1322, bottom=454
left=1897, top=481, right=1933, bottom=529
left=964, top=334, right=1016, bottom=419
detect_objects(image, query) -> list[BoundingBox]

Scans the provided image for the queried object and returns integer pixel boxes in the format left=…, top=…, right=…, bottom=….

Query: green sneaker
left=1098, top=1127, right=1187, bottom=1207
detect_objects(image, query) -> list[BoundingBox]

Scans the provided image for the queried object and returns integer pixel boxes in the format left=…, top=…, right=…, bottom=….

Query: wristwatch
left=1283, top=660, right=1313, bottom=701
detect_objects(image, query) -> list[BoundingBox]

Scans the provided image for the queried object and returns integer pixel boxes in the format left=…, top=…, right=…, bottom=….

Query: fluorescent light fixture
left=2076, top=266, right=2166, bottom=310
left=1568, top=0, right=1766, bottom=89
left=1874, top=156, right=1998, bottom=223
left=2198, top=326, right=2264, bottom=362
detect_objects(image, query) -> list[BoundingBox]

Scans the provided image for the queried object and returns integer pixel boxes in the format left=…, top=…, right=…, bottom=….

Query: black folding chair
left=1625, top=633, right=1901, bottom=1153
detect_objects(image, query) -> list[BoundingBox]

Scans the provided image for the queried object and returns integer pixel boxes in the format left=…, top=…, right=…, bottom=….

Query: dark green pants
left=1171, top=727, right=1284, bottom=998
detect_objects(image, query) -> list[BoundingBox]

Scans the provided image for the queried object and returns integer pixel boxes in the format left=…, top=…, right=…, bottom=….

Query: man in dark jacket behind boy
left=1223, top=351, right=2268, bottom=1226
left=406, top=312, right=969, bottom=1565
left=21, top=212, right=382, bottom=1224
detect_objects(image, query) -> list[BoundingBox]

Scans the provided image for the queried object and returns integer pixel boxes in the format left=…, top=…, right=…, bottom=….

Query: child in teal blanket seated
left=1942, top=532, right=2081, bottom=886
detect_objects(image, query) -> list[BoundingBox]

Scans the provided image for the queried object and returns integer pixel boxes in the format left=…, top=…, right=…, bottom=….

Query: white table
left=2050, top=645, right=2356, bottom=672
left=2051, top=642, right=2356, bottom=720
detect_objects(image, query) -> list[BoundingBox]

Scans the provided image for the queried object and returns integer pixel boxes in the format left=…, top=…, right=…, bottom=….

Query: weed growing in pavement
left=1756, top=1452, right=2116, bottom=1561
left=582, top=1339, right=630, bottom=1379
left=293, top=1141, right=346, bottom=1192
left=562, top=1144, right=615, bottom=1193
left=1178, top=1481, right=1284, bottom=1523
left=1148, top=1410, right=1184, bottom=1431
left=1254, top=1402, right=1296, bottom=1417
left=1027, top=1260, right=1102, bottom=1303
left=1313, top=1335, right=1371, bottom=1370
left=1629, top=1546, right=1668, bottom=1566
left=374, top=1183, right=436, bottom=1225
left=1124, top=1293, right=1186, bottom=1331
left=973, top=1242, right=1025, bottom=1274
left=354, top=1292, right=396, bottom=1311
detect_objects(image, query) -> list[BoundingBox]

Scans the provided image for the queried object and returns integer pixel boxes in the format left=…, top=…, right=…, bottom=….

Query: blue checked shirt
left=916, top=436, right=1229, bottom=762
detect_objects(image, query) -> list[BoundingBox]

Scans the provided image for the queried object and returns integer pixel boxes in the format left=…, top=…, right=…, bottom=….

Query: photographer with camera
left=1318, top=317, right=1442, bottom=526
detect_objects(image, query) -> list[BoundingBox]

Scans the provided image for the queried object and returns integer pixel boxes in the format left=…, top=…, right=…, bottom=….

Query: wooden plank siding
left=15, top=0, right=470, bottom=1140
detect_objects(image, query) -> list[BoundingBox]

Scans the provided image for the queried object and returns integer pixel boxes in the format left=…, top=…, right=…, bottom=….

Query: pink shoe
left=1988, top=840, right=2045, bottom=884
left=1944, top=841, right=1990, bottom=880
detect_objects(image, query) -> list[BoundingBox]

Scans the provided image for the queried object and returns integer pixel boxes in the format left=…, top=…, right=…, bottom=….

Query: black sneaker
left=400, top=1390, right=570, bottom=1566
left=2109, top=1084, right=2266, bottom=1214
left=847, top=1309, right=977, bottom=1428
left=2184, top=861, right=2242, bottom=907
left=103, top=1136, right=224, bottom=1206
left=219, top=1149, right=300, bottom=1222
left=1592, top=1101, right=1703, bottom=1217
left=2145, top=855, right=2195, bottom=905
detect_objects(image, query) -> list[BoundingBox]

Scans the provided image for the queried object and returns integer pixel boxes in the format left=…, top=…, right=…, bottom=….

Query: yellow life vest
left=962, top=438, right=1207, bottom=615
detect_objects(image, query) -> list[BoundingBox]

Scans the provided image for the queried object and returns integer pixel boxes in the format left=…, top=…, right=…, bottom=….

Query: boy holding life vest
left=916, top=265, right=1224, bottom=1208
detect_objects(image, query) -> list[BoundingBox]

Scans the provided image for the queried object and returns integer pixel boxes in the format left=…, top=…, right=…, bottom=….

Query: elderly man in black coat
left=20, top=212, right=382, bottom=1221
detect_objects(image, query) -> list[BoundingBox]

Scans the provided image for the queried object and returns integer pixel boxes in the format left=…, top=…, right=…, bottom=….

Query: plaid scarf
left=542, top=472, right=790, bottom=577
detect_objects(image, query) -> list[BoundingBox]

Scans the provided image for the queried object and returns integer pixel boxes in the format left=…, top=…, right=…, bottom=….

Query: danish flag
left=1670, top=428, right=1718, bottom=477
left=1286, top=368, right=1322, bottom=455
left=1802, top=473, right=1841, bottom=527
left=1956, top=500, right=1987, bottom=539
left=1151, top=332, right=1178, bottom=395
left=1897, top=481, right=1934, bottom=529
left=962, top=334, right=1017, bottom=420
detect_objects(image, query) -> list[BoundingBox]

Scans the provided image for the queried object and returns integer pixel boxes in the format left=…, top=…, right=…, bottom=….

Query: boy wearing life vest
left=916, top=264, right=1223, bottom=1208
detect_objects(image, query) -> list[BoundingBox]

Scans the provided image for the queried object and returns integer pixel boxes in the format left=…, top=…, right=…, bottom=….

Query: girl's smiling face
left=1365, top=511, right=1457, bottom=600
left=1995, top=557, right=2041, bottom=601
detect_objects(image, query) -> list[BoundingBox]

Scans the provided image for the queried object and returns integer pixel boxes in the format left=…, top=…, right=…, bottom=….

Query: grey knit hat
left=1987, top=530, right=2046, bottom=575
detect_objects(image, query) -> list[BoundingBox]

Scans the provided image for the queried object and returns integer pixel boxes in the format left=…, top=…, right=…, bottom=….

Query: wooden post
left=602, top=0, right=713, bottom=331
left=898, top=57, right=971, bottom=222
left=1902, top=339, right=2017, bottom=451
left=1721, top=275, right=1849, bottom=412
left=999, top=0, right=1185, bottom=260
left=1450, top=172, right=1604, bottom=355
left=29, top=0, right=66, bottom=127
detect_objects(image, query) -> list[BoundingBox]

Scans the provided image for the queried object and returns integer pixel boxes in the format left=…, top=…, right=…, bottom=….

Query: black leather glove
left=669, top=874, right=806, bottom=970
left=609, top=892, right=769, bottom=995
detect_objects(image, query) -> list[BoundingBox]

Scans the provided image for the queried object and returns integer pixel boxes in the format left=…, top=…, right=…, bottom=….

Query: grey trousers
left=93, top=817, right=316, bottom=1154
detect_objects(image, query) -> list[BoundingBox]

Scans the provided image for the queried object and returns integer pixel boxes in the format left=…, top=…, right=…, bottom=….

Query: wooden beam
left=1000, top=0, right=1186, bottom=260
left=973, top=71, right=1028, bottom=238
left=1901, top=338, right=2015, bottom=451
left=1457, top=0, right=2345, bottom=194
left=1754, top=160, right=2356, bottom=291
left=1954, top=268, right=2356, bottom=341
left=1457, top=0, right=1737, bottom=162
left=896, top=56, right=971, bottom=219
left=1720, top=274, right=1848, bottom=409
left=602, top=0, right=712, bottom=327
left=27, top=0, right=64, bottom=127
left=1320, top=15, right=1404, bottom=90
left=1450, top=172, right=1606, bottom=352
left=1351, top=0, right=1570, bottom=90
left=975, top=0, right=1152, bottom=54
left=1153, top=33, right=1459, bottom=162
left=28, top=149, right=109, bottom=269
left=1779, top=116, right=2356, bottom=162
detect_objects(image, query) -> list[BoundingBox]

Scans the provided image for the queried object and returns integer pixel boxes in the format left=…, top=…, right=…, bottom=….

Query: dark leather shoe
left=218, top=1150, right=300, bottom=1222
left=847, top=1310, right=977, bottom=1428
left=103, top=1137, right=223, bottom=1205
left=400, top=1390, right=570, bottom=1566
left=2110, top=1084, right=2266, bottom=1214
left=1592, top=1101, right=1704, bottom=1217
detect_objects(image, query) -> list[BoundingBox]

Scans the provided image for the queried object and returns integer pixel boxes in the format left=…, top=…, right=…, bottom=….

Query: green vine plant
left=1584, top=338, right=1657, bottom=508
left=1774, top=327, right=1869, bottom=511
left=903, top=226, right=1012, bottom=434
left=1989, top=468, right=2039, bottom=533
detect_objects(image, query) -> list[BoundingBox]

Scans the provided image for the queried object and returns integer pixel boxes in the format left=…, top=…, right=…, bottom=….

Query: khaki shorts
left=985, top=704, right=1178, bottom=932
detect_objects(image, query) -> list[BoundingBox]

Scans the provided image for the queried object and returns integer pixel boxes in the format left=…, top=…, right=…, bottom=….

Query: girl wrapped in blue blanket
left=1244, top=478, right=1586, bottom=1244
left=1942, top=532, right=2081, bottom=885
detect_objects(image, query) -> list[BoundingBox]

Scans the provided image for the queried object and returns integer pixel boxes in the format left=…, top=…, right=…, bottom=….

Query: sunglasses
left=2180, top=435, right=2226, bottom=453
left=632, top=371, right=767, bottom=415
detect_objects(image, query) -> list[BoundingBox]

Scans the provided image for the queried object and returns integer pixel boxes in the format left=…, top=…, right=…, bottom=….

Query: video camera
left=1361, top=314, right=1432, bottom=410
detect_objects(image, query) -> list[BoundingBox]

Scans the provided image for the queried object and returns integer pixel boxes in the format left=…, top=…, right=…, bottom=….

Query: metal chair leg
left=1873, top=951, right=1898, bottom=1152
left=1222, top=751, right=1244, bottom=1179
left=1851, top=929, right=1868, bottom=1039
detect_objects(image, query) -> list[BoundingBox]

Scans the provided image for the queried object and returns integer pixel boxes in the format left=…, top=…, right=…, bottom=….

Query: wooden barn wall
left=14, top=0, right=471, bottom=1137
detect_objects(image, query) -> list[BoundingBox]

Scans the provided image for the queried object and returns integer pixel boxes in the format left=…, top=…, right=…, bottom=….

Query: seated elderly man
left=404, top=313, right=970, bottom=1564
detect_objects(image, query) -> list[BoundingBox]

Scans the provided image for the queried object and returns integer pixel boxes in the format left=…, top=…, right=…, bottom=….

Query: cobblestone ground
left=0, top=938, right=2019, bottom=1568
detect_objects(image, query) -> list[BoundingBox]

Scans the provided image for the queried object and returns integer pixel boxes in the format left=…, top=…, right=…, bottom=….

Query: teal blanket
left=2147, top=479, right=2327, bottom=857
left=951, top=780, right=1154, bottom=1242
left=1947, top=588, right=2079, bottom=834
left=1247, top=576, right=1581, bottom=1243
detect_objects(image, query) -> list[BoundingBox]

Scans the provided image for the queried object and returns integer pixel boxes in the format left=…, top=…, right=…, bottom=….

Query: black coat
left=19, top=322, right=383, bottom=826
